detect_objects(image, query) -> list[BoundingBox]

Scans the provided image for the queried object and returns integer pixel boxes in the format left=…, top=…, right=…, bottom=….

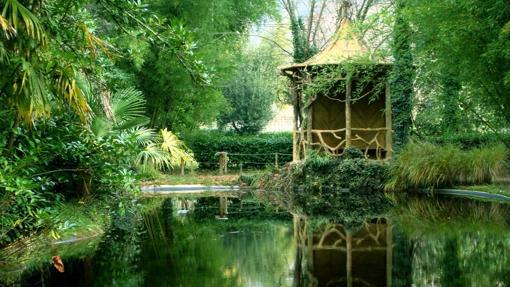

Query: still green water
left=2, top=194, right=510, bottom=286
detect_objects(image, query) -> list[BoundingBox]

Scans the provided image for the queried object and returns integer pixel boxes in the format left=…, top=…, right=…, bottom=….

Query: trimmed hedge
left=181, top=131, right=293, bottom=169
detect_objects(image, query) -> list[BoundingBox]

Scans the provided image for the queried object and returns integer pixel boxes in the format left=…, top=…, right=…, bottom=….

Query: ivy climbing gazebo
left=280, top=20, right=392, bottom=161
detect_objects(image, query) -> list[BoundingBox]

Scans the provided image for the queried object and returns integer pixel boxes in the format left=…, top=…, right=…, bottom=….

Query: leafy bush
left=386, top=141, right=508, bottom=191
left=255, top=149, right=391, bottom=225
left=181, top=131, right=293, bottom=169
left=218, top=48, right=277, bottom=135
left=426, top=132, right=510, bottom=149
left=0, top=120, right=139, bottom=246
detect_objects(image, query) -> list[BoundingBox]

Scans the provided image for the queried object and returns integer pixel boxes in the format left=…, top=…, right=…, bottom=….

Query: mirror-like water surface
left=2, top=194, right=510, bottom=287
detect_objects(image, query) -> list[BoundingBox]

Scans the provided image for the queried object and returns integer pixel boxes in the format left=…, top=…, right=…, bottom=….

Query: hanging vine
left=389, top=0, right=415, bottom=152
left=301, top=61, right=389, bottom=107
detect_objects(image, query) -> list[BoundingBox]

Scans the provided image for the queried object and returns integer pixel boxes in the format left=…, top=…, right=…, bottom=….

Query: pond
left=2, top=192, right=510, bottom=287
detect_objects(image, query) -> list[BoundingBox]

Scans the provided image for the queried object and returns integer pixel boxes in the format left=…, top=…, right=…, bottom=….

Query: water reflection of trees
left=291, top=196, right=510, bottom=287
left=140, top=197, right=295, bottom=287
left=393, top=196, right=510, bottom=287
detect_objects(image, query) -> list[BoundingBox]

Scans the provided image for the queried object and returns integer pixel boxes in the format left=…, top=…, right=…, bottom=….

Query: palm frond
left=2, top=0, right=45, bottom=42
left=0, top=14, right=16, bottom=39
left=159, top=128, right=197, bottom=168
left=130, top=127, right=157, bottom=146
left=81, top=23, right=112, bottom=63
left=11, top=59, right=50, bottom=124
left=52, top=67, right=91, bottom=123
left=111, top=87, right=149, bottom=130
left=136, top=143, right=171, bottom=171
left=90, top=116, right=112, bottom=138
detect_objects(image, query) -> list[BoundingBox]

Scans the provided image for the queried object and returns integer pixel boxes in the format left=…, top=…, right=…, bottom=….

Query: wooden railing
left=298, top=127, right=389, bottom=160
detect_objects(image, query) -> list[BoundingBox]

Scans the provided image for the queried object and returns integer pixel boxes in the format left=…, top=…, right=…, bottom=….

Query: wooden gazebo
left=280, top=20, right=392, bottom=161
left=293, top=216, right=393, bottom=287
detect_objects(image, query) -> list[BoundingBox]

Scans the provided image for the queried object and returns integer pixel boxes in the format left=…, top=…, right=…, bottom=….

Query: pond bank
left=0, top=200, right=111, bottom=283
left=426, top=188, right=510, bottom=202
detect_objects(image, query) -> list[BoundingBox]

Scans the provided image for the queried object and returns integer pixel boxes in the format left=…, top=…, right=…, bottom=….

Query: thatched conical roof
left=280, top=20, right=384, bottom=72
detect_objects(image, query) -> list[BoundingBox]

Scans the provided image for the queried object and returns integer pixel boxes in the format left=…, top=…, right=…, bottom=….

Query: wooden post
left=307, top=230, right=314, bottom=273
left=293, top=215, right=303, bottom=287
left=293, top=129, right=299, bottom=162
left=346, top=231, right=353, bottom=287
left=274, top=153, right=279, bottom=169
left=345, top=79, right=352, bottom=147
left=307, top=107, right=313, bottom=153
left=292, top=81, right=301, bottom=162
left=216, top=152, right=228, bottom=174
left=239, top=163, right=243, bottom=176
left=385, top=82, right=393, bottom=159
left=180, top=158, right=185, bottom=175
left=386, top=220, right=393, bottom=287
left=219, top=196, right=228, bottom=218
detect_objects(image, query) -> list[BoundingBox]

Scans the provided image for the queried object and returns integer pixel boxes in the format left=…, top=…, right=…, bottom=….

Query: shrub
left=0, top=118, right=140, bottom=246
left=426, top=132, right=510, bottom=149
left=386, top=141, right=508, bottom=191
left=255, top=151, right=391, bottom=225
left=181, top=131, right=293, bottom=169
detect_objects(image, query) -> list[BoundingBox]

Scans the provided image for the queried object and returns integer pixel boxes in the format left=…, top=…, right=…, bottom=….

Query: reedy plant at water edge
left=385, top=141, right=508, bottom=191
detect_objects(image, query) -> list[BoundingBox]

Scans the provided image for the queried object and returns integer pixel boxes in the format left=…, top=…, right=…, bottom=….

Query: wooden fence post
left=275, top=153, right=279, bottom=169
left=216, top=152, right=228, bottom=174
left=180, top=158, right=185, bottom=175
left=219, top=196, right=228, bottom=218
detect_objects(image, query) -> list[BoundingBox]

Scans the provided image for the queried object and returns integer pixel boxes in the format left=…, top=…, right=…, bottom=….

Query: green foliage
left=181, top=131, right=289, bottom=168
left=0, top=115, right=153, bottom=246
left=390, top=0, right=414, bottom=150
left=0, top=0, right=269, bottom=249
left=136, top=48, right=225, bottom=131
left=290, top=16, right=317, bottom=63
left=218, top=47, right=278, bottom=134
left=135, top=0, right=277, bottom=132
left=256, top=150, right=391, bottom=225
left=191, top=196, right=291, bottom=221
left=405, top=0, right=510, bottom=132
left=427, top=132, right=510, bottom=149
left=386, top=141, right=508, bottom=191
left=136, top=128, right=197, bottom=172
left=90, top=87, right=149, bottom=137
left=302, top=63, right=389, bottom=105
left=182, top=131, right=293, bottom=169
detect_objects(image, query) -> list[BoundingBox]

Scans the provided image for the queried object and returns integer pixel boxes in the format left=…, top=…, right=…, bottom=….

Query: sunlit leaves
left=0, top=14, right=15, bottom=39
left=159, top=128, right=197, bottom=168
left=1, top=0, right=45, bottom=43
left=81, top=23, right=113, bottom=63
left=134, top=128, right=197, bottom=172
left=52, top=68, right=91, bottom=123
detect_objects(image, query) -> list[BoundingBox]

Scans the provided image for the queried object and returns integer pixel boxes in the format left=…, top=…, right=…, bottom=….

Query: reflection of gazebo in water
left=293, top=216, right=392, bottom=287
left=280, top=20, right=392, bottom=161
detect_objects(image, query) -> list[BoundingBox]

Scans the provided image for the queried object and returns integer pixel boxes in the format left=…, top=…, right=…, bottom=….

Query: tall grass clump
left=386, top=141, right=508, bottom=191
